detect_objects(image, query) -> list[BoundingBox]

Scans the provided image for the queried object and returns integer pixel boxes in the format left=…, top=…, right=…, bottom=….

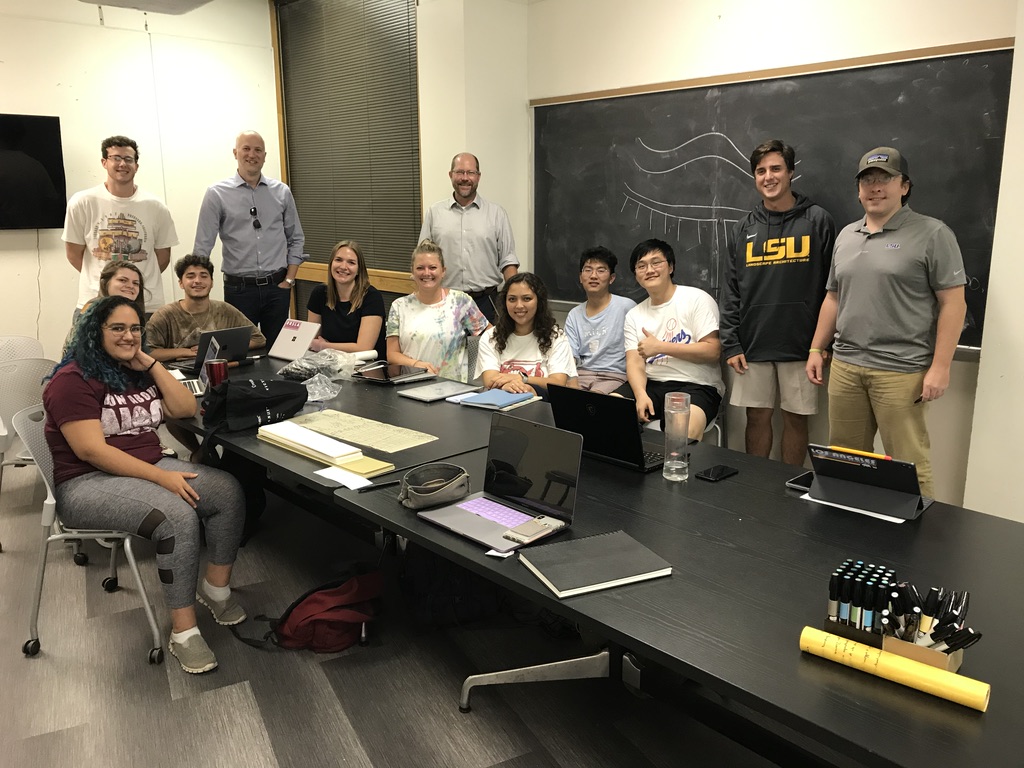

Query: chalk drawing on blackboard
left=621, top=130, right=761, bottom=289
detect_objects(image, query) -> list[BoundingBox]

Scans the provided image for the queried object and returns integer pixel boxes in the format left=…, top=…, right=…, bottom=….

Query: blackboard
left=534, top=49, right=1012, bottom=348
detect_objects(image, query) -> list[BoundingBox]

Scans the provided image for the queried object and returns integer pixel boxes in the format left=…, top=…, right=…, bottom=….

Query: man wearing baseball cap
left=805, top=147, right=966, bottom=497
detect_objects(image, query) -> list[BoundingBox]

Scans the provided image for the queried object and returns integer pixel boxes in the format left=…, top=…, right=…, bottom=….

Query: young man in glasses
left=193, top=130, right=305, bottom=349
left=720, top=139, right=836, bottom=465
left=564, top=246, right=636, bottom=393
left=614, top=239, right=724, bottom=439
left=63, top=135, right=178, bottom=321
left=806, top=147, right=967, bottom=497
left=418, top=152, right=518, bottom=323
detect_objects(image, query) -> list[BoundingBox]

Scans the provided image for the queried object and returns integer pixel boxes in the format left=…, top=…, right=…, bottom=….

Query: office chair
left=0, top=357, right=58, bottom=552
left=0, top=334, right=44, bottom=361
left=13, top=405, right=164, bottom=665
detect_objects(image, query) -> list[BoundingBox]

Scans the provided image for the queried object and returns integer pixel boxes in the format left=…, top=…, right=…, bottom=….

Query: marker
left=839, top=575, right=853, bottom=625
left=903, top=606, right=921, bottom=642
left=879, top=616, right=897, bottom=637
left=357, top=480, right=401, bottom=493
left=921, top=586, right=942, bottom=634
left=827, top=446, right=892, bottom=460
left=862, top=582, right=877, bottom=633
left=925, top=622, right=959, bottom=647
left=850, top=578, right=865, bottom=630
left=827, top=572, right=840, bottom=622
left=946, top=630, right=982, bottom=654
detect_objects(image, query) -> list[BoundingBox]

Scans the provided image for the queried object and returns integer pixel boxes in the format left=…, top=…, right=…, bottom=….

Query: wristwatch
left=285, top=277, right=295, bottom=286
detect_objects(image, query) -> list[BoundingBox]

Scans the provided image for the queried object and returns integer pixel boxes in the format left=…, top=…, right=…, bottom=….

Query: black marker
left=921, top=586, right=942, bottom=634
left=903, top=606, right=922, bottom=642
left=827, top=572, right=840, bottom=622
left=839, top=575, right=853, bottom=625
left=850, top=578, right=865, bottom=630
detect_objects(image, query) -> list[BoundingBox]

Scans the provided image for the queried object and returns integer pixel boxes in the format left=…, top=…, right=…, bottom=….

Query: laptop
left=352, top=363, right=436, bottom=385
left=807, top=444, right=935, bottom=521
left=180, top=336, right=222, bottom=396
left=418, top=413, right=584, bottom=553
left=397, top=379, right=481, bottom=403
left=548, top=384, right=663, bottom=472
left=269, top=318, right=321, bottom=361
left=168, top=326, right=253, bottom=375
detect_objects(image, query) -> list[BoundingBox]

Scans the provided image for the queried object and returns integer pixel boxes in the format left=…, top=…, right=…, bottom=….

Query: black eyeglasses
left=249, top=206, right=262, bottom=230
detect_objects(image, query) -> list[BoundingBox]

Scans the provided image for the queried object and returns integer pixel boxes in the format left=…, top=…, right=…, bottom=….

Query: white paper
left=315, top=466, right=374, bottom=489
left=486, top=549, right=517, bottom=558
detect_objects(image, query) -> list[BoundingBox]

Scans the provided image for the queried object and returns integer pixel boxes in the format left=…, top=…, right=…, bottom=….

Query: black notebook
left=517, top=530, right=672, bottom=598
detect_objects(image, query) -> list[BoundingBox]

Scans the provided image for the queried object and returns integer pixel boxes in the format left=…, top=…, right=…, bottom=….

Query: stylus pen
left=357, top=480, right=401, bottom=493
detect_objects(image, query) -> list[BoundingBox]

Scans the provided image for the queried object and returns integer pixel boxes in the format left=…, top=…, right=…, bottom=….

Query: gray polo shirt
left=828, top=206, right=965, bottom=372
left=418, top=192, right=518, bottom=293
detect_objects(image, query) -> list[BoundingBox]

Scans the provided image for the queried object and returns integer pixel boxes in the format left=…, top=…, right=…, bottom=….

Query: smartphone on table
left=785, top=471, right=814, bottom=491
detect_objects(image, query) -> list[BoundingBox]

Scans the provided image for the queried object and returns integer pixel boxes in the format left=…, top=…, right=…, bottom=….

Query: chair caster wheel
left=102, top=577, right=119, bottom=592
left=149, top=648, right=164, bottom=665
left=73, top=552, right=89, bottom=566
left=459, top=705, right=471, bottom=713
left=23, top=639, right=40, bottom=656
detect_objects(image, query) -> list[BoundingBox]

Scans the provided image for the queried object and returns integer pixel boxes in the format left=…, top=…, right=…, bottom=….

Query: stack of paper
left=257, top=421, right=394, bottom=478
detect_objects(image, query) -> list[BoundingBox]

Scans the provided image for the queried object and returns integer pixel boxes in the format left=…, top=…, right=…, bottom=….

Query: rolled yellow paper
left=799, top=626, right=990, bottom=712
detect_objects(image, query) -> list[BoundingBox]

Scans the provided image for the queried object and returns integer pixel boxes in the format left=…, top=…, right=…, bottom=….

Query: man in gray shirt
left=418, top=153, right=518, bottom=322
left=806, top=147, right=966, bottom=497
left=193, top=130, right=306, bottom=349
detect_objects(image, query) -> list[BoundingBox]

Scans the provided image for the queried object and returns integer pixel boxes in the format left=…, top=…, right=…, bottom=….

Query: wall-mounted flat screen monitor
left=0, top=114, right=67, bottom=230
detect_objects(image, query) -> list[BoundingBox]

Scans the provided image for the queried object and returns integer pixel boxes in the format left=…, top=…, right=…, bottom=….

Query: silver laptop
left=548, top=384, right=663, bottom=473
left=418, top=413, right=583, bottom=553
left=269, top=318, right=321, bottom=361
left=397, top=379, right=481, bottom=403
left=168, top=326, right=253, bottom=375
left=180, top=337, right=222, bottom=396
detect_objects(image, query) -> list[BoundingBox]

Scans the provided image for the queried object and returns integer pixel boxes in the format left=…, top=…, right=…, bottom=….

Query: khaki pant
left=827, top=359, right=933, bottom=497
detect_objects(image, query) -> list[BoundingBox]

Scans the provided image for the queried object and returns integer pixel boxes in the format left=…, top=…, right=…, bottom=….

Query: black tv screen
left=0, top=114, right=67, bottom=230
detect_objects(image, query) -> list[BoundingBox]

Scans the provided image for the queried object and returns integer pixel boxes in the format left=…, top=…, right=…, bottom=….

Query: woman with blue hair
left=44, top=295, right=246, bottom=674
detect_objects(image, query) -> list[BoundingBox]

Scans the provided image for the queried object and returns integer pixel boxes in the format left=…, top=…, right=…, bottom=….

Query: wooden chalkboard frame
left=532, top=39, right=1014, bottom=349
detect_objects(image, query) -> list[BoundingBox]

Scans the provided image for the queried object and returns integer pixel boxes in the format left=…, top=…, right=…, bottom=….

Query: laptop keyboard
left=643, top=450, right=663, bottom=465
left=182, top=379, right=204, bottom=396
left=458, top=497, right=533, bottom=528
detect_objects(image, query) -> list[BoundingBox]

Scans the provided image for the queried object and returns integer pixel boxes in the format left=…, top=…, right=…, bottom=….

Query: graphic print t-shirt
left=44, top=362, right=165, bottom=485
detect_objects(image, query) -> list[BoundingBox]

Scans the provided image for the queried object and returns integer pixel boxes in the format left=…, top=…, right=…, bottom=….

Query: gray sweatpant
left=56, top=458, right=245, bottom=609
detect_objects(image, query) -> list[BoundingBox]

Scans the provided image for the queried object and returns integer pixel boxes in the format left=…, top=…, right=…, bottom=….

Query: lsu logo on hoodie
left=746, top=235, right=810, bottom=266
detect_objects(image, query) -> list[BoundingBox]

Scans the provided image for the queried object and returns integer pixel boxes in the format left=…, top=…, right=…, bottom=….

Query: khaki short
left=728, top=360, right=818, bottom=415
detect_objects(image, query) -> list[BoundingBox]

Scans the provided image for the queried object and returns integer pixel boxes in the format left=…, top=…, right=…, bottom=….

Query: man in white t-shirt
left=564, top=246, right=636, bottom=394
left=63, top=135, right=178, bottom=319
left=614, top=239, right=725, bottom=439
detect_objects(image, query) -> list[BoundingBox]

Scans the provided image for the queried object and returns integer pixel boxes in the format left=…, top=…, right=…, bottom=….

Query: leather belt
left=222, top=267, right=287, bottom=287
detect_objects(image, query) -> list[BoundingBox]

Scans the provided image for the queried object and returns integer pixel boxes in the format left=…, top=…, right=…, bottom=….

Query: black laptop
left=807, top=444, right=935, bottom=521
left=168, top=326, right=253, bottom=375
left=418, top=413, right=583, bottom=553
left=548, top=384, right=663, bottom=472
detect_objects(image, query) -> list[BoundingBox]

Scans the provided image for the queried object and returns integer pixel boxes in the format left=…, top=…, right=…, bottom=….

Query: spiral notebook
left=517, top=530, right=672, bottom=598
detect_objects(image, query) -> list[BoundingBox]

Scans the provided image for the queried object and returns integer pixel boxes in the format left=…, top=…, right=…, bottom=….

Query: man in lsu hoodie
left=719, top=140, right=836, bottom=465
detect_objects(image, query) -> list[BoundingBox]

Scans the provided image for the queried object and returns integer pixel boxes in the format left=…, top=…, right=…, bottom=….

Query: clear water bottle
left=663, top=392, right=691, bottom=482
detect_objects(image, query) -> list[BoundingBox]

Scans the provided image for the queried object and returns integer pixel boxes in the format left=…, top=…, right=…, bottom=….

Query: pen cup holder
left=823, top=620, right=963, bottom=672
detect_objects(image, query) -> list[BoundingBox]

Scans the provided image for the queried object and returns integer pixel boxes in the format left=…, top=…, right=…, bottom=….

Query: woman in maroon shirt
left=44, top=296, right=245, bottom=674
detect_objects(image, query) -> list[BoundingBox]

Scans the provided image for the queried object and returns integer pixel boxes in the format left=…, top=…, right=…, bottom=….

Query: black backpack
left=201, top=377, right=308, bottom=433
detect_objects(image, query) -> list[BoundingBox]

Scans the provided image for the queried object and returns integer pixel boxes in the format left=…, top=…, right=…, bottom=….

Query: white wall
left=416, top=0, right=529, bottom=256
left=0, top=0, right=280, bottom=360
left=417, top=0, right=1020, bottom=509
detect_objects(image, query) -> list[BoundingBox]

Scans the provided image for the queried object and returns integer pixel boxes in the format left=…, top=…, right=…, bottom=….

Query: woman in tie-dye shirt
left=386, top=239, right=489, bottom=382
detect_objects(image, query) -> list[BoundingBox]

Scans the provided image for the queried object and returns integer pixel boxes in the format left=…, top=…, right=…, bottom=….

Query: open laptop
left=418, top=413, right=584, bottom=553
left=548, top=384, right=663, bottom=472
left=180, top=336, right=222, bottom=396
left=168, top=326, right=253, bottom=375
left=807, top=444, right=935, bottom=521
left=269, top=318, right=321, bottom=361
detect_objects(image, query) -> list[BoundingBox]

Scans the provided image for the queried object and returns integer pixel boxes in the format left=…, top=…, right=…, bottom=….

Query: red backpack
left=233, top=570, right=383, bottom=653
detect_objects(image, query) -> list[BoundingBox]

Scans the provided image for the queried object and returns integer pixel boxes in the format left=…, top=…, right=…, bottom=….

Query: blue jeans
left=224, top=282, right=292, bottom=350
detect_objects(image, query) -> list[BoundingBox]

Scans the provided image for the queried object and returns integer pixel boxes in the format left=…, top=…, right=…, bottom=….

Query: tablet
left=352, top=364, right=436, bottom=385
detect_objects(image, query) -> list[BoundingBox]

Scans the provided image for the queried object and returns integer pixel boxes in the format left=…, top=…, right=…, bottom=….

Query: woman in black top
left=306, top=239, right=387, bottom=361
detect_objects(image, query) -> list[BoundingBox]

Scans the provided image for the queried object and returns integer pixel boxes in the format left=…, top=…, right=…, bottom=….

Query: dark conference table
left=194, top=362, right=1022, bottom=767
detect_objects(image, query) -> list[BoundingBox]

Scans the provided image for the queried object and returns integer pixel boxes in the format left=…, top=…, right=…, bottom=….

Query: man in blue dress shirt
left=193, top=130, right=306, bottom=349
